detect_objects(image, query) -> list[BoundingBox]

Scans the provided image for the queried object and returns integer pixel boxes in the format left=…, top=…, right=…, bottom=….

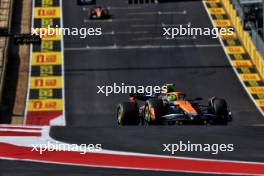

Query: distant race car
left=90, top=6, right=110, bottom=19
left=77, top=0, right=96, bottom=5
left=117, top=84, right=232, bottom=125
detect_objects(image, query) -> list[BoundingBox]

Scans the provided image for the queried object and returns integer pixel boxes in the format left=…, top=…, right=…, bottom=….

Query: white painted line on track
left=103, top=31, right=115, bottom=35
left=58, top=0, right=66, bottom=126
left=131, top=22, right=191, bottom=28
left=0, top=125, right=42, bottom=130
left=84, top=18, right=144, bottom=23
left=132, top=36, right=196, bottom=41
left=107, top=6, right=142, bottom=10
left=102, top=31, right=149, bottom=35
left=127, top=10, right=187, bottom=15
left=250, top=124, right=264, bottom=127
left=162, top=22, right=191, bottom=27
left=1, top=126, right=264, bottom=176
left=82, top=6, right=142, bottom=11
left=65, top=44, right=221, bottom=51
left=0, top=129, right=42, bottom=133
left=23, top=0, right=35, bottom=124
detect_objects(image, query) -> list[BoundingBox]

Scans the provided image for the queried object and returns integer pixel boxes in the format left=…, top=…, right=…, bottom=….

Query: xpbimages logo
left=163, top=25, right=234, bottom=39
left=97, top=83, right=167, bottom=96
left=31, top=25, right=102, bottom=38
left=163, top=141, right=234, bottom=155
left=31, top=141, right=102, bottom=154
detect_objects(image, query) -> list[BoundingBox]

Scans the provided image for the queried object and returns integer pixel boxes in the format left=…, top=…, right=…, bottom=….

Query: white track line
left=0, top=125, right=42, bottom=129
left=127, top=10, right=187, bottom=15
left=82, top=6, right=142, bottom=11
left=0, top=126, right=263, bottom=165
left=23, top=0, right=35, bottom=124
left=107, top=6, right=142, bottom=10
left=102, top=31, right=149, bottom=35
left=84, top=18, right=144, bottom=23
left=131, top=22, right=191, bottom=28
left=1, top=126, right=264, bottom=176
left=162, top=22, right=191, bottom=27
left=58, top=0, right=66, bottom=126
left=0, top=156, right=262, bottom=176
left=65, top=44, right=221, bottom=51
left=0, top=129, right=41, bottom=133
left=132, top=36, right=196, bottom=40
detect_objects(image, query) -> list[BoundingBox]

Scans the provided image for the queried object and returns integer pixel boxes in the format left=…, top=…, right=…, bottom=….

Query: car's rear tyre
left=144, top=98, right=166, bottom=125
left=102, top=9, right=109, bottom=16
left=208, top=98, right=228, bottom=125
left=117, top=102, right=140, bottom=125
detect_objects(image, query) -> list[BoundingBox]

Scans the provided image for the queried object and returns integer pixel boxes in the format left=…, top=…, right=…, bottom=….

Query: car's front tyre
left=117, top=102, right=140, bottom=125
left=144, top=98, right=166, bottom=125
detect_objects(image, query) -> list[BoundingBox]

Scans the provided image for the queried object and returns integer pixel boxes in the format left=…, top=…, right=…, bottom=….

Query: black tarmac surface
left=63, top=0, right=264, bottom=126
left=2, top=0, right=264, bottom=175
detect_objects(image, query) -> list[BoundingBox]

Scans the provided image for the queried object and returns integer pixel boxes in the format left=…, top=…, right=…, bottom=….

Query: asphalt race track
left=1, top=0, right=264, bottom=175
left=0, top=159, right=207, bottom=176
left=58, top=0, right=264, bottom=174
left=1, top=126, right=264, bottom=176
left=63, top=0, right=264, bottom=126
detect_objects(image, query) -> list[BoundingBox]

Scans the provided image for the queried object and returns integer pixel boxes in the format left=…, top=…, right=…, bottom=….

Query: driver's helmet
left=167, top=94, right=177, bottom=102
left=95, top=7, right=102, bottom=11
left=95, top=7, right=102, bottom=16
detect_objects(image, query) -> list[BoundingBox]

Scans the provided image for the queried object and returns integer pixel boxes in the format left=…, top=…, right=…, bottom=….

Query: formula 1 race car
left=117, top=84, right=232, bottom=125
left=90, top=6, right=110, bottom=19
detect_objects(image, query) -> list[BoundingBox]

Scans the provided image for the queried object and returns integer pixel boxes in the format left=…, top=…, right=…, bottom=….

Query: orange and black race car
left=90, top=6, right=110, bottom=19
left=117, top=84, right=232, bottom=125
